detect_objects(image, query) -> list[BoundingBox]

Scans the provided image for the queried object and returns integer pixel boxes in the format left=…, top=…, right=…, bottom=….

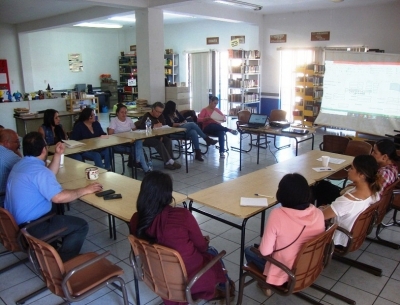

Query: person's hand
left=100, top=135, right=109, bottom=139
left=154, top=122, right=162, bottom=128
left=204, top=235, right=210, bottom=245
left=85, top=183, right=103, bottom=194
left=54, top=142, right=65, bottom=155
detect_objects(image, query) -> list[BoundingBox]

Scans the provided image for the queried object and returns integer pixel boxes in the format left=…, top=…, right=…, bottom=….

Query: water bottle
left=145, top=117, right=152, bottom=135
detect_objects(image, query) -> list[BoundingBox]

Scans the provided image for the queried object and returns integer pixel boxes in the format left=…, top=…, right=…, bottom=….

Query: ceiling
left=0, top=0, right=397, bottom=29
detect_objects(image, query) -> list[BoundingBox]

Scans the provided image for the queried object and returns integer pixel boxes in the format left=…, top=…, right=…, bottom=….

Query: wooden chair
left=332, top=203, right=382, bottom=276
left=367, top=179, right=400, bottom=249
left=128, top=234, right=230, bottom=305
left=21, top=227, right=129, bottom=305
left=237, top=224, right=355, bottom=305
left=327, top=140, right=373, bottom=189
left=319, top=135, right=350, bottom=154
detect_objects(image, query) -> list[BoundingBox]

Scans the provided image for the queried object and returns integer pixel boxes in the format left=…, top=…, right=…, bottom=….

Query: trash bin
left=96, top=92, right=111, bottom=113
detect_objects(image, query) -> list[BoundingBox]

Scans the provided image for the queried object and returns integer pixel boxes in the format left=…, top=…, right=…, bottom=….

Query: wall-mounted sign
left=207, top=37, right=219, bottom=45
left=230, top=38, right=240, bottom=48
left=311, top=31, right=330, bottom=41
left=270, top=34, right=287, bottom=43
left=231, top=35, right=245, bottom=44
left=68, top=53, right=83, bottom=72
left=130, top=45, right=136, bottom=51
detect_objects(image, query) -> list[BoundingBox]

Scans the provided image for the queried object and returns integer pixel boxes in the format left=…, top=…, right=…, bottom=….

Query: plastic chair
left=128, top=234, right=230, bottom=305
left=21, top=227, right=129, bottom=305
left=327, top=140, right=373, bottom=189
left=332, top=203, right=382, bottom=276
left=237, top=224, right=355, bottom=305
left=367, top=179, right=400, bottom=249
left=319, top=135, right=350, bottom=154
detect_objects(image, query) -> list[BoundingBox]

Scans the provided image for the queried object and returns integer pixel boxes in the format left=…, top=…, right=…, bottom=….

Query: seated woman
left=244, top=173, right=325, bottom=294
left=321, top=155, right=382, bottom=246
left=38, top=109, right=66, bottom=145
left=198, top=96, right=237, bottom=159
left=163, top=100, right=217, bottom=162
left=130, top=171, right=234, bottom=303
left=70, top=108, right=111, bottom=170
left=108, top=103, right=150, bottom=173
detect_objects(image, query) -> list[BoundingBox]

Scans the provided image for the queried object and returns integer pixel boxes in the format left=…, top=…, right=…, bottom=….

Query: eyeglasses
left=154, top=108, right=163, bottom=114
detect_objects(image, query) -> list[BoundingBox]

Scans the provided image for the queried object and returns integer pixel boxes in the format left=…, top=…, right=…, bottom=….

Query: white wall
left=262, top=2, right=400, bottom=94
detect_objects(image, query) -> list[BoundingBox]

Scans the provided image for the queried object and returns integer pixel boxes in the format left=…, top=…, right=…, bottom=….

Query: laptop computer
left=281, top=127, right=309, bottom=135
left=239, top=114, right=268, bottom=129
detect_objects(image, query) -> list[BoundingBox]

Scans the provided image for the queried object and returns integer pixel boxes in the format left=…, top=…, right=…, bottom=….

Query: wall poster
left=68, top=53, right=83, bottom=72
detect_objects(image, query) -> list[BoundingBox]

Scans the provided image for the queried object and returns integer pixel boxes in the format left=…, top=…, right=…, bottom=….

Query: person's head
left=23, top=131, right=47, bottom=159
left=348, top=154, right=382, bottom=194
left=115, top=103, right=128, bottom=122
left=76, top=107, right=95, bottom=124
left=136, top=171, right=174, bottom=241
left=276, top=173, right=311, bottom=210
left=163, top=100, right=176, bottom=116
left=0, top=125, right=4, bottom=130
left=0, top=129, right=20, bottom=153
left=371, top=139, right=399, bottom=166
left=209, top=96, right=219, bottom=109
left=150, top=102, right=165, bottom=118
left=43, top=109, right=60, bottom=127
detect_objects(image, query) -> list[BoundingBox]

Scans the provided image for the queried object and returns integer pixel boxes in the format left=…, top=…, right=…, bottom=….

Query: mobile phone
left=95, top=189, right=115, bottom=197
left=104, top=194, right=122, bottom=200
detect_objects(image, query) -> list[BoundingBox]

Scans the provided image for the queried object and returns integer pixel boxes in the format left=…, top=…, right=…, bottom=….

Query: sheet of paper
left=210, top=111, right=225, bottom=122
left=240, top=197, right=268, bottom=207
left=312, top=167, right=334, bottom=172
left=62, top=140, right=85, bottom=148
left=317, top=157, right=346, bottom=164
left=153, top=125, right=171, bottom=129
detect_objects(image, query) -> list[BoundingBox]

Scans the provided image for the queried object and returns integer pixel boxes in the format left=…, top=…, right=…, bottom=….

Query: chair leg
left=111, top=277, right=129, bottom=305
left=332, top=253, right=382, bottom=276
left=366, top=223, right=400, bottom=249
left=0, top=256, right=29, bottom=274
left=16, top=286, right=48, bottom=305
left=309, top=283, right=355, bottom=304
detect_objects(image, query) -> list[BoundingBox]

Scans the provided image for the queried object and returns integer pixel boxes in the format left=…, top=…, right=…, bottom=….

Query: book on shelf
left=62, top=140, right=85, bottom=148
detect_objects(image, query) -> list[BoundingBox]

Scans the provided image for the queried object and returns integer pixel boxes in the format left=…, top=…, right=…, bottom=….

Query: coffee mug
left=85, top=167, right=99, bottom=180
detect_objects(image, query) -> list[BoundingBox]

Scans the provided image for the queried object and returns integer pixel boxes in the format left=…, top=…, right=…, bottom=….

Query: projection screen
left=315, top=50, right=400, bottom=136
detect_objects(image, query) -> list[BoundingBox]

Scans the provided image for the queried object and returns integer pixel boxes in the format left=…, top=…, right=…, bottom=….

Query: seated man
left=5, top=132, right=103, bottom=261
left=136, top=102, right=181, bottom=170
left=0, top=129, right=22, bottom=207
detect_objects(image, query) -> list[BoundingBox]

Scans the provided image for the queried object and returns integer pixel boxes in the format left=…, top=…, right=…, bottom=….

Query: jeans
left=81, top=148, right=111, bottom=170
left=112, top=140, right=149, bottom=172
left=172, top=122, right=207, bottom=150
left=244, top=246, right=266, bottom=272
left=203, top=123, right=228, bottom=153
left=28, top=214, right=89, bottom=262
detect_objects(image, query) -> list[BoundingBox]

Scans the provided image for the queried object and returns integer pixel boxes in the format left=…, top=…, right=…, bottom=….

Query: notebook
left=239, top=114, right=268, bottom=129
left=62, top=140, right=86, bottom=148
left=240, top=197, right=268, bottom=207
left=281, top=127, right=309, bottom=135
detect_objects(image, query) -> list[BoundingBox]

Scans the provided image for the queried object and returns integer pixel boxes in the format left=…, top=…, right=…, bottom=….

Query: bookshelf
left=119, top=55, right=138, bottom=102
left=293, top=63, right=324, bottom=126
left=65, top=96, right=99, bottom=113
left=164, top=53, right=179, bottom=85
left=227, top=49, right=261, bottom=116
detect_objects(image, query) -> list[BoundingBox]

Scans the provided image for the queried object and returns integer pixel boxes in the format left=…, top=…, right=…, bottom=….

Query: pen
left=321, top=168, right=332, bottom=170
left=254, top=194, right=273, bottom=198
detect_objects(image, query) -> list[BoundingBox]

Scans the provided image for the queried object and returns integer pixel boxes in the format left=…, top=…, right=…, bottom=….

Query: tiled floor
left=1, top=114, right=399, bottom=305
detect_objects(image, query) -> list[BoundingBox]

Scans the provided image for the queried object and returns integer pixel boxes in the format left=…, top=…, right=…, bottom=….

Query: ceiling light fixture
left=164, top=12, right=196, bottom=18
left=330, top=0, right=344, bottom=2
left=108, top=16, right=136, bottom=22
left=214, top=0, right=262, bottom=11
left=74, top=23, right=122, bottom=29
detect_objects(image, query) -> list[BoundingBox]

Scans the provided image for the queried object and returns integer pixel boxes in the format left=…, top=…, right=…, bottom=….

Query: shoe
left=257, top=283, right=272, bottom=296
left=164, top=163, right=176, bottom=170
left=173, top=161, right=181, bottom=169
left=195, top=149, right=204, bottom=161
left=229, top=129, right=238, bottom=135
left=220, top=153, right=225, bottom=159
left=134, top=162, right=142, bottom=169
left=205, top=137, right=218, bottom=146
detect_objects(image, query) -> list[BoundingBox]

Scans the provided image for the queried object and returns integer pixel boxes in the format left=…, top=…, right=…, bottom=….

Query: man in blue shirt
left=5, top=132, right=103, bottom=261
left=0, top=129, right=22, bottom=207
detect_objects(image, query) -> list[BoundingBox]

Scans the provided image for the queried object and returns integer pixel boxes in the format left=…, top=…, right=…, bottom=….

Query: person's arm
left=70, top=123, right=83, bottom=140
left=108, top=128, right=115, bottom=135
left=185, top=210, right=208, bottom=252
left=321, top=205, right=337, bottom=220
left=108, top=118, right=116, bottom=135
left=197, top=108, right=208, bottom=123
left=176, top=111, right=186, bottom=123
left=164, top=114, right=174, bottom=127
left=47, top=142, right=65, bottom=175
left=137, top=114, right=148, bottom=129
left=259, top=210, right=279, bottom=256
left=52, top=182, right=103, bottom=203
left=93, top=121, right=107, bottom=137
left=38, top=126, right=45, bottom=138
left=215, top=108, right=227, bottom=122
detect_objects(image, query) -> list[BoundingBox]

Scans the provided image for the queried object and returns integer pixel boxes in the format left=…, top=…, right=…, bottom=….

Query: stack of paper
left=240, top=197, right=268, bottom=207
left=210, top=111, right=225, bottom=122
left=62, top=140, right=85, bottom=148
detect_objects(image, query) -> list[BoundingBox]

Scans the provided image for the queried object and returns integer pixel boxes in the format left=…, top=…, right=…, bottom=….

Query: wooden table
left=114, top=127, right=189, bottom=173
left=238, top=125, right=317, bottom=170
left=187, top=150, right=353, bottom=298
left=61, top=172, right=187, bottom=238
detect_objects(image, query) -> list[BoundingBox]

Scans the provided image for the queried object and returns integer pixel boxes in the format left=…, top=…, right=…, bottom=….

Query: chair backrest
left=374, top=179, right=399, bottom=225
left=0, top=208, right=24, bottom=252
left=269, top=109, right=287, bottom=122
left=128, top=234, right=188, bottom=302
left=21, top=228, right=66, bottom=297
left=237, top=110, right=251, bottom=124
left=344, top=140, right=372, bottom=156
left=290, top=223, right=337, bottom=293
left=320, top=135, right=350, bottom=154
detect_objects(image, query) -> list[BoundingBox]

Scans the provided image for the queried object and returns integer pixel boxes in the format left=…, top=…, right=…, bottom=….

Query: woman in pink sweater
left=244, top=173, right=325, bottom=289
left=198, top=96, right=237, bottom=158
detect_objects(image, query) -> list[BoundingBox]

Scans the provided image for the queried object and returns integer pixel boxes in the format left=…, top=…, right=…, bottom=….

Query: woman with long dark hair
left=70, top=107, right=111, bottom=170
left=38, top=109, right=66, bottom=145
left=130, top=171, right=234, bottom=303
